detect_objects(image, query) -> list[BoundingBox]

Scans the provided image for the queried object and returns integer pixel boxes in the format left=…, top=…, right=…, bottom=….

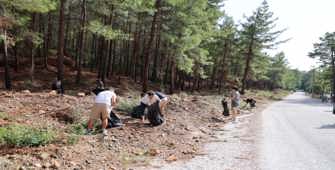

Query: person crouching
left=87, top=87, right=117, bottom=136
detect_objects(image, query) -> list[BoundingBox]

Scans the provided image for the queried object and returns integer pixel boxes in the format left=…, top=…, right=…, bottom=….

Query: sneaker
left=102, top=129, right=108, bottom=136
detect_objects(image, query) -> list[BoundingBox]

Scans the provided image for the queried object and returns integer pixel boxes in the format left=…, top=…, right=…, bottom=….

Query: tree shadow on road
left=317, top=124, right=335, bottom=129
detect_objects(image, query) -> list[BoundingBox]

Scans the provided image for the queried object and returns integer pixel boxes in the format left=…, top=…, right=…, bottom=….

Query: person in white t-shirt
left=140, top=91, right=160, bottom=123
left=87, top=87, right=117, bottom=136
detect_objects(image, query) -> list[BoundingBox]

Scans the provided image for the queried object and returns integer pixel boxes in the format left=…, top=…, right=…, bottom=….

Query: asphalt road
left=152, top=92, right=335, bottom=170
left=260, top=92, right=335, bottom=170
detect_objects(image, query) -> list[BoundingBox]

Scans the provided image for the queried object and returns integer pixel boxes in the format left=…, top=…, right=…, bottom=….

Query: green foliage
left=309, top=32, right=335, bottom=67
left=308, top=32, right=335, bottom=95
left=0, top=112, right=13, bottom=121
left=87, top=20, right=129, bottom=40
left=67, top=134, right=80, bottom=145
left=301, top=68, right=331, bottom=95
left=116, top=98, right=138, bottom=113
left=68, top=122, right=86, bottom=135
left=0, top=124, right=56, bottom=147
left=0, top=0, right=57, bottom=13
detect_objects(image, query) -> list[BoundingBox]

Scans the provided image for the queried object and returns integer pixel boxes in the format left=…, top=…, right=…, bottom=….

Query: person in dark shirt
left=51, top=78, right=64, bottom=95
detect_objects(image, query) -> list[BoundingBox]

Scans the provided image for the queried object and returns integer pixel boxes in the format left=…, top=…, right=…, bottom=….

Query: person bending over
left=87, top=87, right=117, bottom=136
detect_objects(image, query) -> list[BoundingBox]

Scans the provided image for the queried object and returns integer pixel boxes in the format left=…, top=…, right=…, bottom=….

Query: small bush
left=0, top=112, right=12, bottom=121
left=68, top=122, right=86, bottom=135
left=116, top=98, right=138, bottom=113
left=23, top=80, right=34, bottom=88
left=67, top=120, right=102, bottom=136
left=67, top=134, right=80, bottom=145
left=0, top=124, right=56, bottom=147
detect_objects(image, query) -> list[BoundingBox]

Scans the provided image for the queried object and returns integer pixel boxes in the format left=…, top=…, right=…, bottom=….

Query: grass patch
left=68, top=122, right=87, bottom=135
left=116, top=98, right=138, bottom=113
left=71, top=107, right=85, bottom=124
left=67, top=134, right=80, bottom=145
left=23, top=80, right=34, bottom=88
left=249, top=89, right=290, bottom=101
left=0, top=124, right=56, bottom=147
left=0, top=112, right=13, bottom=121
left=67, top=120, right=102, bottom=136
left=119, top=152, right=150, bottom=168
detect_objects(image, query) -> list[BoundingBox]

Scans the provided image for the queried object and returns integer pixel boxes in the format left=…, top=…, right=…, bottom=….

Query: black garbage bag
left=147, top=101, right=164, bottom=126
left=245, top=98, right=256, bottom=108
left=131, top=103, right=146, bottom=119
left=107, top=111, right=123, bottom=128
left=221, top=99, right=230, bottom=116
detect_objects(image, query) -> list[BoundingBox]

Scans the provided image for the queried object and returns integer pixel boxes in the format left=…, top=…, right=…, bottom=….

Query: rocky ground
left=0, top=70, right=288, bottom=170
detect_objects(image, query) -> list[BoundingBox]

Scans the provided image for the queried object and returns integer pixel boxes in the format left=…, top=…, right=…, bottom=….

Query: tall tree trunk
left=163, top=57, right=170, bottom=86
left=44, top=12, right=53, bottom=69
left=111, top=40, right=116, bottom=76
left=37, top=14, right=43, bottom=59
left=106, top=8, right=114, bottom=78
left=30, top=13, right=36, bottom=82
left=57, top=0, right=66, bottom=81
left=3, top=30, right=11, bottom=90
left=76, top=0, right=86, bottom=84
left=97, top=36, right=105, bottom=81
left=210, top=64, right=217, bottom=89
left=132, top=21, right=140, bottom=81
left=126, top=22, right=132, bottom=76
left=14, top=45, right=18, bottom=72
left=219, top=41, right=229, bottom=93
left=241, top=39, right=254, bottom=94
left=170, top=59, right=175, bottom=94
left=89, top=34, right=96, bottom=71
left=142, top=0, right=161, bottom=92
left=64, top=5, right=71, bottom=53
left=107, top=40, right=113, bottom=78
left=241, top=27, right=255, bottom=94
left=151, top=28, right=161, bottom=82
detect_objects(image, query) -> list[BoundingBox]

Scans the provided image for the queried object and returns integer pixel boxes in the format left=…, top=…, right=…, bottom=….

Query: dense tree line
left=306, top=32, right=335, bottom=96
left=0, top=0, right=298, bottom=93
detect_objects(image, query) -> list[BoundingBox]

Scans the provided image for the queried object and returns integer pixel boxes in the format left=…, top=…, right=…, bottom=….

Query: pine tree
left=239, top=0, right=286, bottom=94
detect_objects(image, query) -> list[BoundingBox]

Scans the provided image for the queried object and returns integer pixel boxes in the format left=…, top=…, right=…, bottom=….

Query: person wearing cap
left=87, top=87, right=117, bottom=136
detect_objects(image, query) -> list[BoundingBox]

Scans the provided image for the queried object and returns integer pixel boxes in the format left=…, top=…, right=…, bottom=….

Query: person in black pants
left=51, top=78, right=64, bottom=95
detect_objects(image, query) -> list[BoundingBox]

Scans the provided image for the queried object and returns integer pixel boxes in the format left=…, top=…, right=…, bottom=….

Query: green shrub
left=67, top=120, right=102, bottom=136
left=0, top=124, right=56, bottom=147
left=67, top=134, right=80, bottom=145
left=0, top=112, right=12, bottom=120
left=68, top=122, right=86, bottom=135
left=116, top=98, right=137, bottom=113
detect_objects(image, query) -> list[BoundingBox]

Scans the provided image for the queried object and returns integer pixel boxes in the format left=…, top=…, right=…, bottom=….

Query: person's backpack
left=221, top=99, right=230, bottom=116
left=147, top=101, right=164, bottom=126
left=107, top=111, right=123, bottom=128
left=131, top=103, right=146, bottom=119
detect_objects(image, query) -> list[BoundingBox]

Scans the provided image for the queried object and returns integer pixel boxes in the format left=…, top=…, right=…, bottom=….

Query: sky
left=224, top=0, right=335, bottom=71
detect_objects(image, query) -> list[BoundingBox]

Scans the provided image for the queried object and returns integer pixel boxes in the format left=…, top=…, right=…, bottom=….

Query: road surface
left=156, top=92, right=335, bottom=170
left=261, top=92, right=335, bottom=170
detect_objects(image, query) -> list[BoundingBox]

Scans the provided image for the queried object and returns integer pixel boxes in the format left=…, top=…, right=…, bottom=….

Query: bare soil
left=0, top=70, right=283, bottom=170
